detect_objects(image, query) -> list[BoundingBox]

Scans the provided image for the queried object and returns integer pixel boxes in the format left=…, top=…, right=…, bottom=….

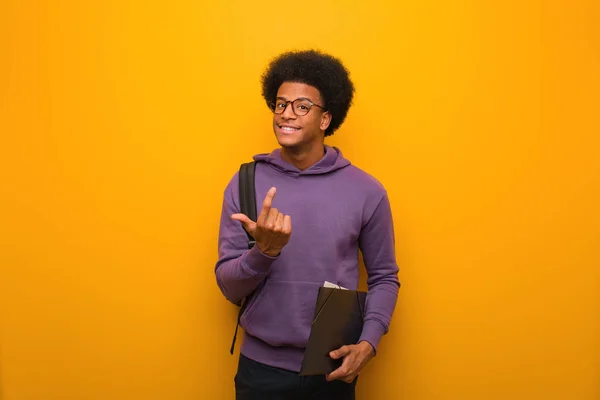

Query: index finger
left=257, top=187, right=276, bottom=224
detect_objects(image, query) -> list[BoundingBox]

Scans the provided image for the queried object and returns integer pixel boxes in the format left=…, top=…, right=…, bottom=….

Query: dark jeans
left=235, top=354, right=357, bottom=400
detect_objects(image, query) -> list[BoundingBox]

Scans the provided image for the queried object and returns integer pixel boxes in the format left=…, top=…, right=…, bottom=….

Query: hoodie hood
left=253, top=145, right=351, bottom=176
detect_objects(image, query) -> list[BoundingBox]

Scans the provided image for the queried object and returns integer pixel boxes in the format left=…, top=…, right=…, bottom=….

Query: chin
left=277, top=140, right=301, bottom=149
left=275, top=133, right=301, bottom=148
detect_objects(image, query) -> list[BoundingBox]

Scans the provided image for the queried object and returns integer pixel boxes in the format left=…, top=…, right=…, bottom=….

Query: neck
left=281, top=142, right=326, bottom=171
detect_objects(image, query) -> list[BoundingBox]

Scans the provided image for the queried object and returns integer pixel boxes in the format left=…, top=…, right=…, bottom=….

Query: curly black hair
left=261, top=49, right=355, bottom=137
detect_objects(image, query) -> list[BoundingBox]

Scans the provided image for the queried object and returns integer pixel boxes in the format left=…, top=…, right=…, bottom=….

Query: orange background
left=1, top=1, right=599, bottom=399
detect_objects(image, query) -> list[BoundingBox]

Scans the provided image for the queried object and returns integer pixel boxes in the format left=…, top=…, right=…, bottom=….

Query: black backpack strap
left=230, top=161, right=257, bottom=355
left=238, top=161, right=258, bottom=249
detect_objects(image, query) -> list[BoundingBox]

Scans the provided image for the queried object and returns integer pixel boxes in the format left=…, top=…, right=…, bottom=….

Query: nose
left=281, top=102, right=297, bottom=119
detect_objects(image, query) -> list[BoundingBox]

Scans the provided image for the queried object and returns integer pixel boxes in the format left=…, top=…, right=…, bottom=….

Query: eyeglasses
left=268, top=97, right=326, bottom=116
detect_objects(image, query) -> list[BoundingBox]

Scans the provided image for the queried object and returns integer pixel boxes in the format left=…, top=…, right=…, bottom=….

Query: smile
left=279, top=126, right=300, bottom=133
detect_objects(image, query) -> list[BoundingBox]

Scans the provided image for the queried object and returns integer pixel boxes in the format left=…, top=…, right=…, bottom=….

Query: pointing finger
left=257, top=187, right=276, bottom=224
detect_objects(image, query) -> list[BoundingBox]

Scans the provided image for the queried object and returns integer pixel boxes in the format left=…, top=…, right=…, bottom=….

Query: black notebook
left=299, top=286, right=367, bottom=376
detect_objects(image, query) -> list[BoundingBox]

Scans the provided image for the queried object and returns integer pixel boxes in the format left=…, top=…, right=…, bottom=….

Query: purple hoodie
left=215, top=145, right=400, bottom=372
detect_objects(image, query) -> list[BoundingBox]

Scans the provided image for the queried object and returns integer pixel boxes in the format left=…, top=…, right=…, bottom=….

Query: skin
left=272, top=82, right=331, bottom=171
left=231, top=186, right=291, bottom=258
left=232, top=81, right=375, bottom=383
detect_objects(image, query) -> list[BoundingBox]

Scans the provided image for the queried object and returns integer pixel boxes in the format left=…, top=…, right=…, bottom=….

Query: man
left=215, top=49, right=400, bottom=399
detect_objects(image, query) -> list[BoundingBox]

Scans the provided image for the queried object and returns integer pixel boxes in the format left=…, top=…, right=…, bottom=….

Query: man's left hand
left=325, top=341, right=375, bottom=383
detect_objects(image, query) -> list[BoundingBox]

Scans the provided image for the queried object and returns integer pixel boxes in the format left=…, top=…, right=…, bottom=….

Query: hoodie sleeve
left=214, top=173, right=278, bottom=305
left=357, top=192, right=401, bottom=353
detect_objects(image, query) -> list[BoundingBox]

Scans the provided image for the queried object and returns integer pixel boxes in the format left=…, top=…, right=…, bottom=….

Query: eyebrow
left=276, top=96, right=314, bottom=102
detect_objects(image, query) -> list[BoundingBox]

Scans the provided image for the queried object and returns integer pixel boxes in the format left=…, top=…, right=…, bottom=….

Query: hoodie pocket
left=241, top=279, right=321, bottom=348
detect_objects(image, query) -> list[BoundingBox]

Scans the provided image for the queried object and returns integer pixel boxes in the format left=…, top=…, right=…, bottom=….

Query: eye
left=295, top=100, right=312, bottom=110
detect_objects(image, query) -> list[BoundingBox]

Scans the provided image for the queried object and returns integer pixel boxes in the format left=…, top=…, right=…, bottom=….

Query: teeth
left=281, top=126, right=299, bottom=132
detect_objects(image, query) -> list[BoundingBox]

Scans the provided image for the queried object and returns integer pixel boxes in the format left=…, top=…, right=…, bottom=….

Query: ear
left=320, top=111, right=332, bottom=132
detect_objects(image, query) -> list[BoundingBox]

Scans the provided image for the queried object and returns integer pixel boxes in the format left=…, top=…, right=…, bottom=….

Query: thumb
left=330, top=345, right=351, bottom=360
left=231, top=213, right=256, bottom=233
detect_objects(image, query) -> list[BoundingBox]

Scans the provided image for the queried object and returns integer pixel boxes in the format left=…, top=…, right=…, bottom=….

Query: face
left=271, top=82, right=331, bottom=150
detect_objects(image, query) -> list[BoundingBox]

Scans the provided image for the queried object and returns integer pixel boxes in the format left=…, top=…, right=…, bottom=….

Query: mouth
left=277, top=125, right=301, bottom=134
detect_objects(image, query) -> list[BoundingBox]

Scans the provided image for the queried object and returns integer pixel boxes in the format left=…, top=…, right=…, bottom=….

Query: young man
left=215, top=50, right=400, bottom=399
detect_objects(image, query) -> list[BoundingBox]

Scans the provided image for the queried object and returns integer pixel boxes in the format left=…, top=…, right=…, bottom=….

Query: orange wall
left=1, top=1, right=599, bottom=399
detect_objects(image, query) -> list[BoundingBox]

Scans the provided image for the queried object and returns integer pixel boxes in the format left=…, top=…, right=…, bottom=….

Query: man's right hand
left=231, top=187, right=292, bottom=257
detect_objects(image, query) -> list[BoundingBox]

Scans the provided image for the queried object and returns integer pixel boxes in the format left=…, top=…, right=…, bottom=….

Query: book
left=299, top=286, right=367, bottom=376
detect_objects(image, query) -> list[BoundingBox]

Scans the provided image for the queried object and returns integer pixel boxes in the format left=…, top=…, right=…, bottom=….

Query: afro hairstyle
left=261, top=49, right=355, bottom=137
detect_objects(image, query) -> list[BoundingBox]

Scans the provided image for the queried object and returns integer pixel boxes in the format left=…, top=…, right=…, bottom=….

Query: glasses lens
left=272, top=100, right=288, bottom=114
left=293, top=99, right=312, bottom=116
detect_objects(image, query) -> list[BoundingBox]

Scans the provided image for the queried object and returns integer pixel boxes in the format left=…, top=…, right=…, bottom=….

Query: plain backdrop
left=1, top=1, right=599, bottom=399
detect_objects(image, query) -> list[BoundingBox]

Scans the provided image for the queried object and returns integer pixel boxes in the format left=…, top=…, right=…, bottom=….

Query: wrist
left=256, top=243, right=280, bottom=258
left=358, top=340, right=375, bottom=356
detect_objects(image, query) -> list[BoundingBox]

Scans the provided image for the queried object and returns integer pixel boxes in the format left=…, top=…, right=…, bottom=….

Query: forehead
left=276, top=82, right=322, bottom=102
